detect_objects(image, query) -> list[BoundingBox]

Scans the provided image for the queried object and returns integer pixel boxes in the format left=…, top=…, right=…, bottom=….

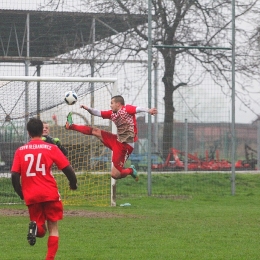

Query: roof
left=0, top=9, right=147, bottom=62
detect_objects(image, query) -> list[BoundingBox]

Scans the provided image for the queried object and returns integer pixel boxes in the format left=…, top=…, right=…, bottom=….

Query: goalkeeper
left=42, top=122, right=68, bottom=156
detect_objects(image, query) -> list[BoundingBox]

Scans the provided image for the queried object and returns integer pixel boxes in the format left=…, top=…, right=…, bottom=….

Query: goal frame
left=0, top=75, right=117, bottom=207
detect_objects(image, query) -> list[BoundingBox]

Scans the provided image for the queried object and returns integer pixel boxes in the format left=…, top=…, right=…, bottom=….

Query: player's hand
left=69, top=183, right=77, bottom=190
left=149, top=108, right=158, bottom=116
left=80, top=105, right=89, bottom=110
left=17, top=189, right=24, bottom=200
left=53, top=138, right=61, bottom=145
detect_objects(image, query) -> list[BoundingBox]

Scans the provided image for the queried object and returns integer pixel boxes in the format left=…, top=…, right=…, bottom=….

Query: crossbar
left=0, top=76, right=117, bottom=83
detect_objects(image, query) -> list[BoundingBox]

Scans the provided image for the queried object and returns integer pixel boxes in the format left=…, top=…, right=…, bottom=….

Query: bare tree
left=45, top=0, right=260, bottom=158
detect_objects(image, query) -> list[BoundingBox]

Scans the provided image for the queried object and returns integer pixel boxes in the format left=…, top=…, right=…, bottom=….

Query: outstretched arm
left=80, top=105, right=102, bottom=117
left=62, top=165, right=77, bottom=190
left=136, top=107, right=158, bottom=116
left=11, top=172, right=23, bottom=200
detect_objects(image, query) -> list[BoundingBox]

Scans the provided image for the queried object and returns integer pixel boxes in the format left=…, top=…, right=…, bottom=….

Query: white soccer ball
left=64, top=91, right=78, bottom=105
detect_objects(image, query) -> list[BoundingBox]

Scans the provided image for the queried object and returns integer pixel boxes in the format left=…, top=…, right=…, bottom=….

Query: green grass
left=3, top=172, right=260, bottom=205
left=117, top=172, right=260, bottom=197
left=1, top=173, right=260, bottom=259
left=1, top=191, right=260, bottom=259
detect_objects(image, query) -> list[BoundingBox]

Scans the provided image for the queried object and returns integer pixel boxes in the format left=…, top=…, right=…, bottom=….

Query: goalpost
left=0, top=76, right=117, bottom=207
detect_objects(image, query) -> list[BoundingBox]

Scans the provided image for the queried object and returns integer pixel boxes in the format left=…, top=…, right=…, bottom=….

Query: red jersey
left=11, top=139, right=70, bottom=205
left=101, top=105, right=137, bottom=143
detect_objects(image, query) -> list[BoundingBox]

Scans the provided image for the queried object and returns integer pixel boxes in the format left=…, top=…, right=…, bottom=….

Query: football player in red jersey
left=65, top=95, right=157, bottom=181
left=11, top=118, right=77, bottom=260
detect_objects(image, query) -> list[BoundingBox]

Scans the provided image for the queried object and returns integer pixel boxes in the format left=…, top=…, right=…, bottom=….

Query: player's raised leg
left=65, top=112, right=93, bottom=135
left=65, top=112, right=104, bottom=140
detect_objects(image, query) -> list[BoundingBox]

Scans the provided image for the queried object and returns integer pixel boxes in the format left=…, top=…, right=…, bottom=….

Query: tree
left=46, top=0, right=260, bottom=158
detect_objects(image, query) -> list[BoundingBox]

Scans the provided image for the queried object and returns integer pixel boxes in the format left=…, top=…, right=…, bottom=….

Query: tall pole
left=231, top=0, right=236, bottom=195
left=24, top=13, right=30, bottom=143
left=90, top=18, right=96, bottom=191
left=147, top=0, right=152, bottom=196
left=91, top=18, right=95, bottom=126
left=257, top=121, right=260, bottom=171
left=185, top=119, right=188, bottom=171
left=37, top=65, right=41, bottom=119
left=153, top=58, right=159, bottom=153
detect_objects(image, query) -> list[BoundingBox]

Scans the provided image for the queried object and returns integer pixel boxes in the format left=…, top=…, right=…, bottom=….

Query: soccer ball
left=64, top=91, right=78, bottom=105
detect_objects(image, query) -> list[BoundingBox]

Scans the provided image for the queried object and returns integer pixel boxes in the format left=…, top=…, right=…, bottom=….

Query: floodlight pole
left=153, top=58, right=159, bottom=153
left=24, top=13, right=30, bottom=143
left=36, top=65, right=41, bottom=119
left=231, top=0, right=236, bottom=195
left=258, top=121, right=260, bottom=171
left=147, top=0, right=152, bottom=196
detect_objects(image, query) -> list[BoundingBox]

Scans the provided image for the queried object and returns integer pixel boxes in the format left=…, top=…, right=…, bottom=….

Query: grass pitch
left=1, top=186, right=260, bottom=259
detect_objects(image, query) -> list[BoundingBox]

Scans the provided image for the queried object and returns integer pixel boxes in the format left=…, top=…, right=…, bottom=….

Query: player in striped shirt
left=65, top=95, right=157, bottom=181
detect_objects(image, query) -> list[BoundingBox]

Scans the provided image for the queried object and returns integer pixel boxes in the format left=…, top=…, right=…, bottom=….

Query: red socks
left=71, top=124, right=93, bottom=135
left=37, top=223, right=47, bottom=237
left=45, top=236, right=59, bottom=260
left=120, top=168, right=133, bottom=178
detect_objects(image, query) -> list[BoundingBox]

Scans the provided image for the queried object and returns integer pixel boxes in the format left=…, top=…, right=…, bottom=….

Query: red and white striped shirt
left=101, top=105, right=138, bottom=143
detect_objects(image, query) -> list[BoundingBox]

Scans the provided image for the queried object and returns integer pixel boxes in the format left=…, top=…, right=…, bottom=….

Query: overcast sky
left=1, top=0, right=260, bottom=124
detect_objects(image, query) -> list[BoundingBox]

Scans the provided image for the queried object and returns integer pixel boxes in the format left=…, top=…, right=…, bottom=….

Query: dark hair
left=112, top=95, right=125, bottom=105
left=27, top=118, right=43, bottom=137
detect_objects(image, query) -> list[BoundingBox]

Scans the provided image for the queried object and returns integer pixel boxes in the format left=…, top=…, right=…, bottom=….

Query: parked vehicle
left=129, top=153, right=164, bottom=171
left=152, top=148, right=232, bottom=171
left=90, top=152, right=164, bottom=171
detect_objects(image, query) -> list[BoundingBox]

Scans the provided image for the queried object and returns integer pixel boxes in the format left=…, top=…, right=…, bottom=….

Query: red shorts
left=101, top=131, right=133, bottom=171
left=28, top=201, right=63, bottom=226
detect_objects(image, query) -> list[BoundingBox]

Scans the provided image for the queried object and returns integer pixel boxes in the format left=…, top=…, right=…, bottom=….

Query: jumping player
left=11, top=118, right=77, bottom=260
left=65, top=95, right=157, bottom=180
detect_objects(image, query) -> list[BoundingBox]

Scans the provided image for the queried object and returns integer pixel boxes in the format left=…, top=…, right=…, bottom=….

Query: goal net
left=0, top=76, right=117, bottom=206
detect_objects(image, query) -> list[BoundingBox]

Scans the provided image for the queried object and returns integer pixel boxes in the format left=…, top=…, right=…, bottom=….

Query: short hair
left=111, top=95, right=125, bottom=105
left=27, top=118, right=43, bottom=137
